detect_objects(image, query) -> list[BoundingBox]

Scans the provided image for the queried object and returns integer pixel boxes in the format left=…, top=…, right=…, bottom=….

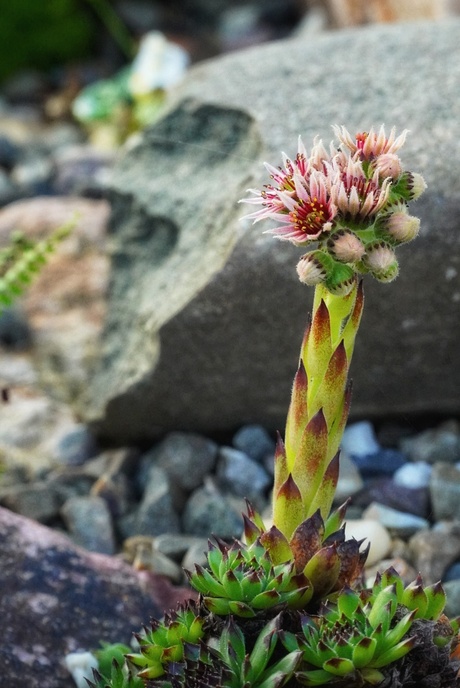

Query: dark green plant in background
left=0, top=0, right=96, bottom=84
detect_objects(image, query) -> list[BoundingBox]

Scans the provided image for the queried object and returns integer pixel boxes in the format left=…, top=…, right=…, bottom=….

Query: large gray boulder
left=83, top=19, right=460, bottom=444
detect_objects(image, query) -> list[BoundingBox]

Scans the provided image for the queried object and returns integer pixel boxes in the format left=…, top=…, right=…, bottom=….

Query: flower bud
left=375, top=153, right=402, bottom=180
left=362, top=241, right=399, bottom=282
left=325, top=261, right=356, bottom=295
left=296, top=251, right=328, bottom=286
left=392, top=171, right=427, bottom=201
left=384, top=210, right=420, bottom=243
left=327, top=230, right=365, bottom=263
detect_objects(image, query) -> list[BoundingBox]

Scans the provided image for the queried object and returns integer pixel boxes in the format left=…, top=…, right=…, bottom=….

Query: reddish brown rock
left=0, top=506, right=192, bottom=687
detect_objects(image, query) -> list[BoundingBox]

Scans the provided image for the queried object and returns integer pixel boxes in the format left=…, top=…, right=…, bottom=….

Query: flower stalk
left=242, top=125, right=426, bottom=542
left=275, top=278, right=363, bottom=538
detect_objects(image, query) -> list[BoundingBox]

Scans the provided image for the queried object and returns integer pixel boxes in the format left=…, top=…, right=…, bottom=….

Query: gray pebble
left=400, top=420, right=460, bottom=464
left=216, top=446, right=271, bottom=508
left=429, top=462, right=460, bottom=521
left=61, top=495, right=116, bottom=554
left=119, top=465, right=180, bottom=538
left=182, top=480, right=243, bottom=539
left=141, top=432, right=218, bottom=492
left=232, top=425, right=275, bottom=464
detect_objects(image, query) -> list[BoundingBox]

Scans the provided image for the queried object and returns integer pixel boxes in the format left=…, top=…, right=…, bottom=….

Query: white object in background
left=393, top=461, right=432, bottom=489
left=341, top=420, right=380, bottom=457
left=65, top=651, right=98, bottom=688
left=129, top=31, right=190, bottom=96
left=345, top=519, right=392, bottom=566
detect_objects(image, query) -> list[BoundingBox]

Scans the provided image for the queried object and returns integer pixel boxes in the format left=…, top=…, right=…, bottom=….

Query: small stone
left=345, top=519, right=392, bottom=567
left=154, top=533, right=208, bottom=563
left=0, top=167, right=20, bottom=206
left=409, top=522, right=460, bottom=583
left=181, top=539, right=210, bottom=572
left=216, top=446, right=271, bottom=507
left=61, top=495, right=116, bottom=555
left=341, top=421, right=380, bottom=457
left=122, top=536, right=183, bottom=583
left=393, top=461, right=432, bottom=489
left=430, top=462, right=460, bottom=521
left=362, top=502, right=429, bottom=539
left=400, top=420, right=460, bottom=464
left=334, top=452, right=364, bottom=503
left=182, top=479, right=243, bottom=539
left=119, top=465, right=180, bottom=539
left=0, top=307, right=33, bottom=350
left=0, top=481, right=66, bottom=523
left=232, top=424, right=275, bottom=464
left=442, top=580, right=460, bottom=617
left=0, top=134, right=21, bottom=170
left=55, top=424, right=100, bottom=466
left=65, top=651, right=98, bottom=688
left=349, top=448, right=407, bottom=478
left=52, top=145, right=115, bottom=197
left=443, top=561, right=460, bottom=583
left=142, top=432, right=218, bottom=492
left=353, top=478, right=430, bottom=519
left=11, top=155, right=54, bottom=195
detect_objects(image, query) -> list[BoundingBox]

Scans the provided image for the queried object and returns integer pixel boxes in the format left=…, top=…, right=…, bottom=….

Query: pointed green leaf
left=322, top=656, right=355, bottom=677
left=303, top=544, right=341, bottom=598
left=260, top=525, right=292, bottom=565
left=371, top=636, right=416, bottom=667
left=304, top=299, right=332, bottom=400
left=352, top=637, right=377, bottom=669
left=424, top=581, right=446, bottom=620
left=292, top=409, right=329, bottom=515
left=337, top=587, right=361, bottom=620
left=284, top=361, right=309, bottom=461
left=273, top=474, right=304, bottom=541
left=307, top=451, right=340, bottom=520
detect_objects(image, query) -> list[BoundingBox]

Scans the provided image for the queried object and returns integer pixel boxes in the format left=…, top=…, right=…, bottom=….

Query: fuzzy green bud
left=361, top=241, right=399, bottom=282
left=382, top=208, right=421, bottom=244
left=327, top=230, right=366, bottom=263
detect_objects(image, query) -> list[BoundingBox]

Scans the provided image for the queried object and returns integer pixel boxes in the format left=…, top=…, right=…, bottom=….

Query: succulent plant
left=186, top=536, right=313, bottom=617
left=87, top=660, right=143, bottom=688
left=126, top=603, right=205, bottom=681
left=209, top=614, right=302, bottom=688
left=83, top=126, right=460, bottom=688
left=280, top=568, right=455, bottom=687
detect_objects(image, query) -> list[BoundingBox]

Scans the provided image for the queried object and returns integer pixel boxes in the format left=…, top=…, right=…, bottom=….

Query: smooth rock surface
left=0, top=507, right=192, bottom=688
left=81, top=19, right=460, bottom=444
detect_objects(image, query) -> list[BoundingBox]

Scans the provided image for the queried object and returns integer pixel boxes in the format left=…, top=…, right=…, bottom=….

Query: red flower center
left=291, top=197, right=329, bottom=236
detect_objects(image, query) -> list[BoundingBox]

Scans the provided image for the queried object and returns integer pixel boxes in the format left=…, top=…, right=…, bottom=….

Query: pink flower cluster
left=242, top=126, right=409, bottom=247
left=242, top=126, right=426, bottom=292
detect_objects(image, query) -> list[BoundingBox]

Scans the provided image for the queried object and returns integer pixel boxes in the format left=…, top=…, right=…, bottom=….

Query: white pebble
left=341, top=421, right=380, bottom=458
left=393, top=461, right=432, bottom=488
left=64, top=652, right=98, bottom=688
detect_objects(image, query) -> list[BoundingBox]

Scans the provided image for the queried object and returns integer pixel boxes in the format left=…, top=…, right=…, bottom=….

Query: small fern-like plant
left=0, top=221, right=73, bottom=313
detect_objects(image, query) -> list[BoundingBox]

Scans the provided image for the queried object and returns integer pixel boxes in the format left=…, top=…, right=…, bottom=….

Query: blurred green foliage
left=0, top=0, right=97, bottom=83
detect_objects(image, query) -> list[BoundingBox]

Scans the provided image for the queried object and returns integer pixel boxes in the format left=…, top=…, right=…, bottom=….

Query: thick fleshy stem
left=273, top=278, right=364, bottom=539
